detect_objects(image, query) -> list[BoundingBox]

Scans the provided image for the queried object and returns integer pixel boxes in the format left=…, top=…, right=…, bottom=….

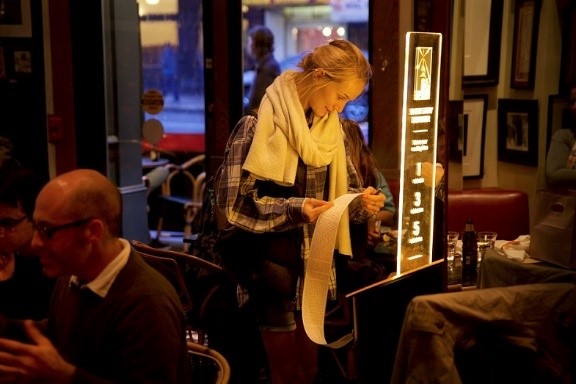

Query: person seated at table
left=546, top=82, right=576, bottom=189
left=0, top=166, right=55, bottom=320
left=341, top=118, right=396, bottom=258
left=421, top=123, right=446, bottom=262
left=0, top=169, right=191, bottom=383
left=0, top=136, right=22, bottom=172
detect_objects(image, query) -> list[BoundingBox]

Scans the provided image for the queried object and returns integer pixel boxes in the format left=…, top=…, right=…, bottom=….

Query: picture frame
left=447, top=100, right=463, bottom=163
left=510, top=0, right=541, bottom=89
left=0, top=47, right=5, bottom=79
left=546, top=95, right=571, bottom=151
left=497, top=99, right=539, bottom=166
left=0, top=0, right=32, bottom=38
left=463, top=0, right=503, bottom=88
left=414, top=0, right=433, bottom=32
left=462, top=94, right=487, bottom=179
left=14, top=50, right=31, bottom=73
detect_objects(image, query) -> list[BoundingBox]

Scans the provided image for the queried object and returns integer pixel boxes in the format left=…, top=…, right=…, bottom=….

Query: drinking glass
left=368, top=216, right=382, bottom=238
left=446, top=231, right=460, bottom=285
left=477, top=231, right=498, bottom=265
left=374, top=219, right=382, bottom=235
left=446, top=231, right=459, bottom=262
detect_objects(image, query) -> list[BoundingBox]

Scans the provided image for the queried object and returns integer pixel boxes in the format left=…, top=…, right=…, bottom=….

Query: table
left=142, top=157, right=169, bottom=169
left=478, top=248, right=576, bottom=288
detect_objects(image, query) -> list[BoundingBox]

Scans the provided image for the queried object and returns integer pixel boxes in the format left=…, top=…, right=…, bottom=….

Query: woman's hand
left=422, top=162, right=444, bottom=187
left=303, top=198, right=334, bottom=223
left=360, top=187, right=385, bottom=216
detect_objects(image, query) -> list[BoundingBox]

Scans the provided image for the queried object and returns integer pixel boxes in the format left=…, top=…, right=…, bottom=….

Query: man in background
left=244, top=25, right=281, bottom=113
left=161, top=43, right=180, bottom=102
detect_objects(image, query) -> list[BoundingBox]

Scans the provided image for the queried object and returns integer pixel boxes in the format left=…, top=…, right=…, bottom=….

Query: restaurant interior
left=1, top=0, right=575, bottom=382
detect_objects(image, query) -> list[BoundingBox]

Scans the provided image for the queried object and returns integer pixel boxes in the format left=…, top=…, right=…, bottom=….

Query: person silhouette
left=161, top=43, right=180, bottom=102
left=545, top=82, right=576, bottom=189
left=244, top=26, right=281, bottom=113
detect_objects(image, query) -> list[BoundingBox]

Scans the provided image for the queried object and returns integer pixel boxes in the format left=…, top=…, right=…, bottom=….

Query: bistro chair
left=187, top=341, right=231, bottom=384
left=132, top=239, right=228, bottom=346
left=153, top=153, right=206, bottom=251
left=131, top=239, right=267, bottom=384
left=142, top=165, right=170, bottom=218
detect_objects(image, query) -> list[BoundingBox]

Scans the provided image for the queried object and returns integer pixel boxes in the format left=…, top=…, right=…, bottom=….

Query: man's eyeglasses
left=0, top=216, right=28, bottom=237
left=33, top=217, right=95, bottom=240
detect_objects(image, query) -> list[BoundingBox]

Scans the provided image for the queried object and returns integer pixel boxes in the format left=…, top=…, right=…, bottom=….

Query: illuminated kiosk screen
left=397, top=32, right=442, bottom=275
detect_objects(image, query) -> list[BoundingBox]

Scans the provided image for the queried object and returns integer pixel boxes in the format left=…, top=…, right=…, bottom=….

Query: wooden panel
left=370, top=0, right=400, bottom=172
left=203, top=0, right=244, bottom=178
left=0, top=0, right=49, bottom=178
left=351, top=261, right=445, bottom=382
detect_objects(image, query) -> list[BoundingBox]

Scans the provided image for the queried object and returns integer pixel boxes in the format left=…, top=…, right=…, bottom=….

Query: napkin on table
left=499, top=235, right=530, bottom=262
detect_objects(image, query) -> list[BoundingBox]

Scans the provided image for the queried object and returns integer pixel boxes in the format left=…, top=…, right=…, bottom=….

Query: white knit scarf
left=243, top=71, right=352, bottom=255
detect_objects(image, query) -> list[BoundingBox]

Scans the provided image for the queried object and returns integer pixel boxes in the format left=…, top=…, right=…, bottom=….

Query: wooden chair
left=131, top=239, right=266, bottom=383
left=132, top=239, right=228, bottom=346
left=153, top=154, right=206, bottom=251
left=187, top=341, right=231, bottom=384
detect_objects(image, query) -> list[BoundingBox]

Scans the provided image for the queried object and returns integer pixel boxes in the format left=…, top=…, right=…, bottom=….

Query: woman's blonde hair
left=290, top=40, right=372, bottom=106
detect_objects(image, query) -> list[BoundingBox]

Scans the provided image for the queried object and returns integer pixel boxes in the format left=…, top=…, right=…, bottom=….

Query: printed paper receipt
left=302, top=192, right=361, bottom=346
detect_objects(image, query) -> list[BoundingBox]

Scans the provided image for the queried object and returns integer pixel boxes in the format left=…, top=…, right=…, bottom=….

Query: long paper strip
left=302, top=192, right=361, bottom=347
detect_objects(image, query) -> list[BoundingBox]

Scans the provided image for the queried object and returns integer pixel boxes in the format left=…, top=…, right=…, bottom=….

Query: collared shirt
left=69, top=238, right=130, bottom=298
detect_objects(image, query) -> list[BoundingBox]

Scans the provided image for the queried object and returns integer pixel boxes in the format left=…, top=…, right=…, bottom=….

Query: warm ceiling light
left=146, top=0, right=160, bottom=5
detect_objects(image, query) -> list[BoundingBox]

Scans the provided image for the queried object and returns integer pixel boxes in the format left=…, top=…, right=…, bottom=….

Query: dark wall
left=353, top=262, right=445, bottom=382
left=69, top=0, right=107, bottom=173
left=203, top=0, right=244, bottom=178
left=0, top=0, right=48, bottom=179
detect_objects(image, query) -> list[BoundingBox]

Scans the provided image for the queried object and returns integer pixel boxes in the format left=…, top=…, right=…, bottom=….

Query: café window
left=138, top=0, right=205, bottom=154
left=242, top=1, right=370, bottom=140
left=137, top=0, right=369, bottom=154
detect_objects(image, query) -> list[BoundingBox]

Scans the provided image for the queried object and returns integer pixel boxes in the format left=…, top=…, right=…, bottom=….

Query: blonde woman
left=217, top=40, right=383, bottom=384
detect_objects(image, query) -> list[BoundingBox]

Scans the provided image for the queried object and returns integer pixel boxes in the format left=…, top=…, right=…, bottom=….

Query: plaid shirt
left=217, top=114, right=369, bottom=307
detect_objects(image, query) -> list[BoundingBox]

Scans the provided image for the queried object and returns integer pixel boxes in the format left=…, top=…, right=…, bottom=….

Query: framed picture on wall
left=0, top=0, right=32, bottom=38
left=448, top=100, right=463, bottom=163
left=463, top=0, right=503, bottom=87
left=0, top=47, right=5, bottom=79
left=462, top=94, right=487, bottom=179
left=14, top=50, right=32, bottom=73
left=510, top=0, right=542, bottom=89
left=414, top=0, right=433, bottom=32
left=497, top=99, right=539, bottom=166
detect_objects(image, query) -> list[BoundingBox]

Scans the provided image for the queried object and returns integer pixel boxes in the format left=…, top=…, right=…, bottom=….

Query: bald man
left=0, top=169, right=191, bottom=383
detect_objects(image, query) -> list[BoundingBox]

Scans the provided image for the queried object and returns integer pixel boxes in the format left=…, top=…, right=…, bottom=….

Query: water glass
left=477, top=231, right=498, bottom=264
left=368, top=216, right=381, bottom=236
left=446, top=231, right=459, bottom=262
left=374, top=219, right=382, bottom=234
left=446, top=231, right=460, bottom=285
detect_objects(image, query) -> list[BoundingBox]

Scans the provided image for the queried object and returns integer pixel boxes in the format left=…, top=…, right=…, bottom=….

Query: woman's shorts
left=251, top=259, right=298, bottom=332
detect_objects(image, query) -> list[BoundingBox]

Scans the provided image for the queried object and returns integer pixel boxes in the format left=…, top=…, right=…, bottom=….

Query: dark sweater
left=48, top=251, right=191, bottom=384
left=246, top=52, right=281, bottom=113
left=0, top=255, right=55, bottom=320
